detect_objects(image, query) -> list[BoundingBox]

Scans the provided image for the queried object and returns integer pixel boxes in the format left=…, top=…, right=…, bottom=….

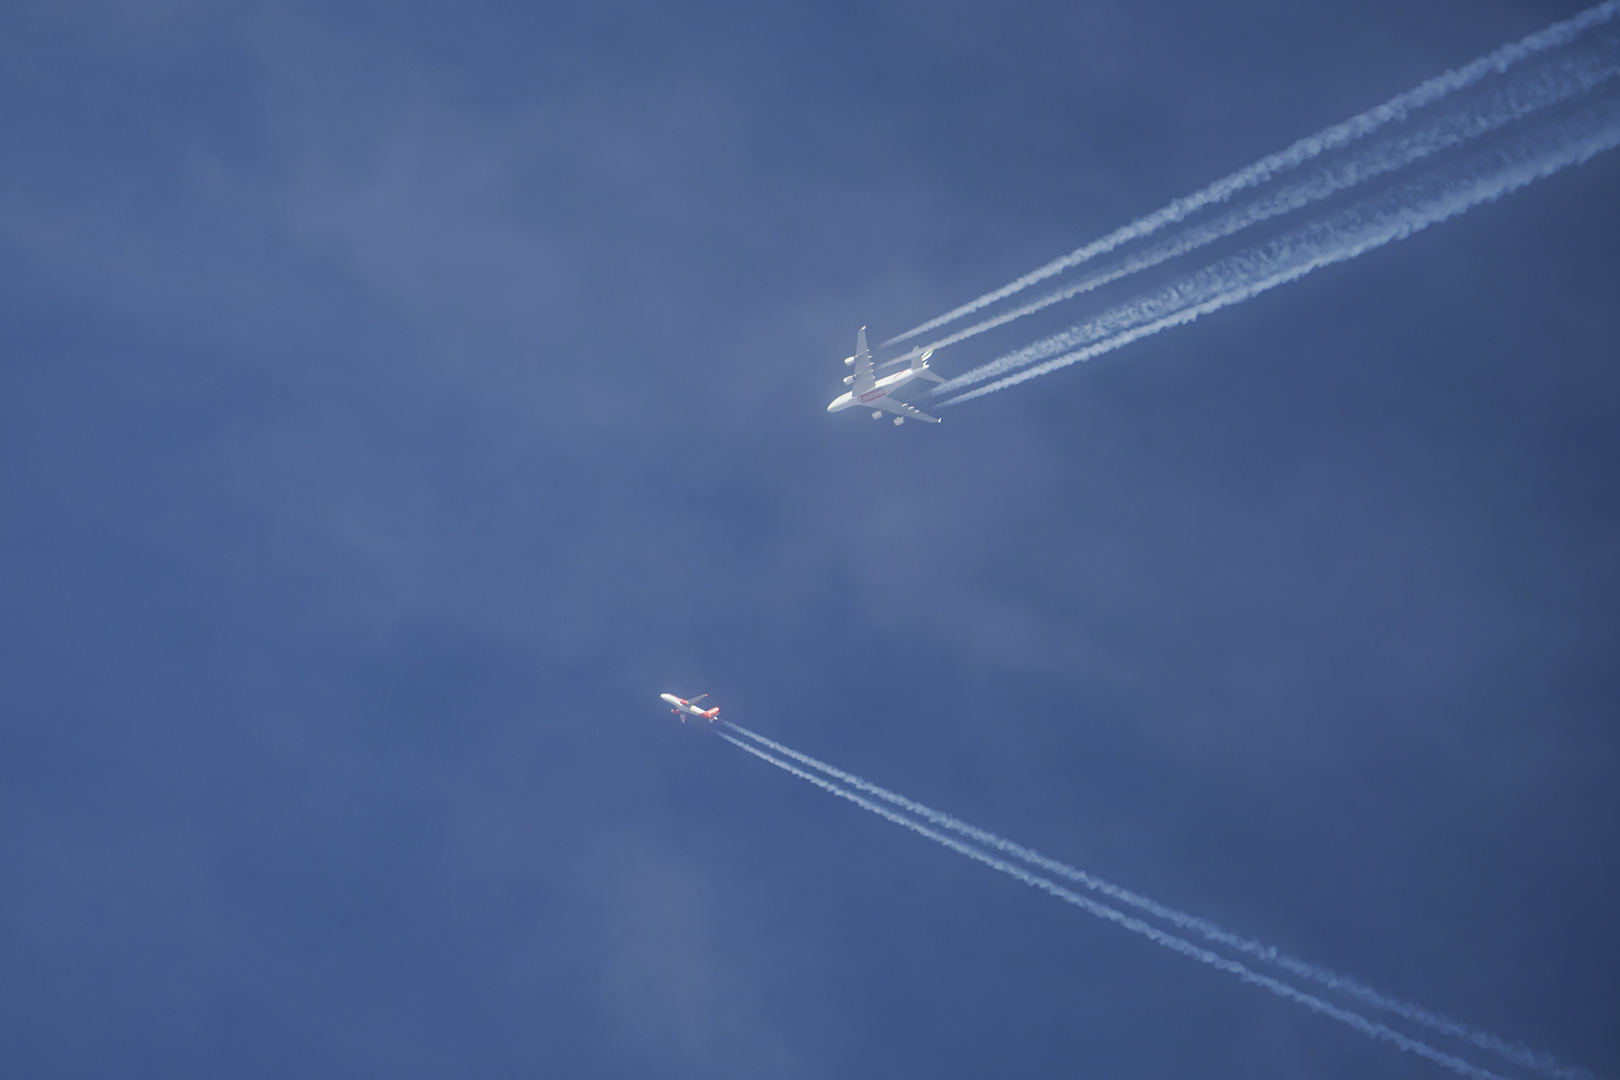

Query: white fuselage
left=826, top=367, right=923, bottom=413
left=660, top=692, right=718, bottom=722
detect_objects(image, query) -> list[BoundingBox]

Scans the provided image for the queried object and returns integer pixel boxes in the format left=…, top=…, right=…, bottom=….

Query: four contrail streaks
left=886, top=2, right=1620, bottom=405
left=934, top=93, right=1620, bottom=405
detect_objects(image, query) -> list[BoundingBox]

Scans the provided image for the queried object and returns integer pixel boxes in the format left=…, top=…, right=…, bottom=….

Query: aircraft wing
left=878, top=397, right=941, bottom=423
left=851, top=326, right=876, bottom=395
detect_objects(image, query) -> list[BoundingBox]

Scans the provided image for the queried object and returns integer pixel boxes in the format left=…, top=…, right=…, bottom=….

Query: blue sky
left=2, top=2, right=1617, bottom=1077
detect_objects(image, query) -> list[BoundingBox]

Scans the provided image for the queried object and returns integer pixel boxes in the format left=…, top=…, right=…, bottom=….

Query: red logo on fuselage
left=857, top=388, right=886, bottom=403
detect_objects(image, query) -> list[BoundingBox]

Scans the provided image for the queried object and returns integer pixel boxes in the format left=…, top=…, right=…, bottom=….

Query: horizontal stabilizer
left=874, top=347, right=930, bottom=372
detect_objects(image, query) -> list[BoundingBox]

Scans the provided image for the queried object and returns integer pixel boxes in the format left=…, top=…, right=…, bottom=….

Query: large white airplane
left=826, top=326, right=944, bottom=425
left=660, top=692, right=720, bottom=724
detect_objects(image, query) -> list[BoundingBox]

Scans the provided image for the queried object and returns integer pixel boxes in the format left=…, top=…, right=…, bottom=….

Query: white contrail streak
left=934, top=92, right=1620, bottom=405
left=885, top=0, right=1620, bottom=347
left=717, top=729, right=1511, bottom=1080
left=907, top=33, right=1620, bottom=358
left=722, top=723, right=1592, bottom=1080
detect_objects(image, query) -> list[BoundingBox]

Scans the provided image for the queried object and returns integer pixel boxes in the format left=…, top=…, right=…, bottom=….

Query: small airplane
left=826, top=326, right=944, bottom=425
left=660, top=692, right=720, bottom=724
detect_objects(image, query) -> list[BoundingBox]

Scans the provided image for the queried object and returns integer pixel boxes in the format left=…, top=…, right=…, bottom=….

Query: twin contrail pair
left=884, top=2, right=1620, bottom=406
left=716, top=721, right=1594, bottom=1080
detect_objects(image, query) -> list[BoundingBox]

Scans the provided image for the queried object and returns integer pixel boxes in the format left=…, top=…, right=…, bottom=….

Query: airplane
left=826, top=326, right=944, bottom=425
left=660, top=692, right=720, bottom=724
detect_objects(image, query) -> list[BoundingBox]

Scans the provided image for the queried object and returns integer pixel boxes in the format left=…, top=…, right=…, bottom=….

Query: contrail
left=906, top=29, right=1620, bottom=359
left=717, top=729, right=1512, bottom=1080
left=885, top=0, right=1620, bottom=347
left=933, top=91, right=1620, bottom=405
left=722, top=722, right=1593, bottom=1080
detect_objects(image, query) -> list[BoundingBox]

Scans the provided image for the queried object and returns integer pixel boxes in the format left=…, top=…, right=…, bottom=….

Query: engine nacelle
left=844, top=355, right=855, bottom=366
left=893, top=417, right=904, bottom=425
left=872, top=411, right=883, bottom=420
left=843, top=374, right=854, bottom=385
